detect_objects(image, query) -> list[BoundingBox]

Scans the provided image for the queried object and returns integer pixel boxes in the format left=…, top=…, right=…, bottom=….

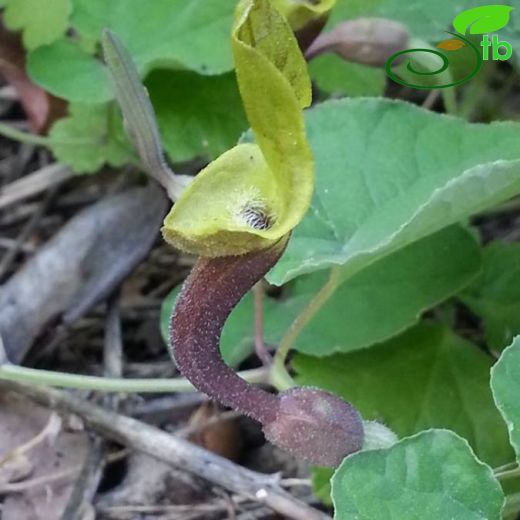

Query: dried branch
left=0, top=380, right=331, bottom=520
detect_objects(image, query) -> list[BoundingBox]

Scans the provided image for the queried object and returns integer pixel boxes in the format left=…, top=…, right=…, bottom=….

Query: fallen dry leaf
left=0, top=184, right=168, bottom=363
left=187, top=403, right=242, bottom=461
left=96, top=452, right=208, bottom=510
left=0, top=392, right=89, bottom=520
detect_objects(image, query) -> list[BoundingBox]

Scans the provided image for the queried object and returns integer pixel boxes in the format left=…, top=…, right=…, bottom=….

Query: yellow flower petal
left=162, top=0, right=314, bottom=257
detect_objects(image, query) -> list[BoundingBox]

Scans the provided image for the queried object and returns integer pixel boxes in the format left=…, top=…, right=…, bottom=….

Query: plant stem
left=0, top=122, right=52, bottom=146
left=253, top=282, right=272, bottom=366
left=0, top=122, right=99, bottom=147
left=270, top=267, right=341, bottom=389
left=495, top=465, right=520, bottom=482
left=504, top=492, right=520, bottom=518
left=441, top=87, right=457, bottom=116
left=457, top=60, right=494, bottom=120
left=0, top=364, right=269, bottom=393
left=493, top=461, right=518, bottom=473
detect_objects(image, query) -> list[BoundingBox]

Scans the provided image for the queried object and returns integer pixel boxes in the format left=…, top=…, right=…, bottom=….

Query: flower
left=161, top=0, right=315, bottom=257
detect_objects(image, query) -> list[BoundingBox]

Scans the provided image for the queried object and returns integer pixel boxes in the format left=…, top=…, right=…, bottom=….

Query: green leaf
left=491, top=336, right=520, bottom=460
left=49, top=103, right=134, bottom=173
left=71, top=0, right=235, bottom=75
left=27, top=0, right=237, bottom=103
left=268, top=98, right=520, bottom=285
left=286, top=226, right=481, bottom=355
left=147, top=70, right=247, bottom=163
left=312, top=467, right=334, bottom=506
left=332, top=430, right=504, bottom=520
left=3, top=0, right=71, bottom=50
left=161, top=226, right=481, bottom=360
left=309, top=54, right=386, bottom=97
left=453, top=5, right=513, bottom=35
left=461, top=242, right=520, bottom=351
left=28, top=39, right=113, bottom=103
left=295, top=323, right=513, bottom=466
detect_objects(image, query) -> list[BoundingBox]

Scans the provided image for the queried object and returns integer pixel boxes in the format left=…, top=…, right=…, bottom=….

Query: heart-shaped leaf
left=295, top=323, right=513, bottom=467
left=332, top=430, right=504, bottom=520
left=268, top=98, right=520, bottom=285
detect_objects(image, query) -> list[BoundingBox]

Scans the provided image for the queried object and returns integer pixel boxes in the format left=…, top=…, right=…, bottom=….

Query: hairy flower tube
left=103, top=0, right=364, bottom=467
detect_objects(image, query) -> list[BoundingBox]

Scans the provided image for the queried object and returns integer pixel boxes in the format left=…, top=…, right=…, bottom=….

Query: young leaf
left=453, top=5, right=513, bottom=35
left=491, top=336, right=520, bottom=460
left=102, top=29, right=165, bottom=174
left=3, top=0, right=72, bottom=50
left=268, top=98, right=520, bottom=285
left=295, top=323, right=513, bottom=466
left=332, top=430, right=504, bottom=520
left=101, top=30, right=191, bottom=200
left=461, top=242, right=520, bottom=351
left=162, top=0, right=314, bottom=257
left=49, top=103, right=134, bottom=174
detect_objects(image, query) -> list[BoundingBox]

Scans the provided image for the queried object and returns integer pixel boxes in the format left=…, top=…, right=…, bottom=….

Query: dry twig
left=0, top=380, right=331, bottom=520
left=0, top=163, right=71, bottom=210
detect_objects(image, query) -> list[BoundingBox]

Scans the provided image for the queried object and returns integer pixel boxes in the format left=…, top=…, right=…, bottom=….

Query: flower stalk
left=170, top=237, right=364, bottom=467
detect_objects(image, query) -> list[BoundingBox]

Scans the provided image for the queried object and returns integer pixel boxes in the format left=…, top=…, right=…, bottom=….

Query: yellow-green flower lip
left=162, top=0, right=315, bottom=257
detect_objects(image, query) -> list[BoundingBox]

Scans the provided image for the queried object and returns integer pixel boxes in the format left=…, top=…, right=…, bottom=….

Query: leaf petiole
left=270, top=266, right=341, bottom=390
left=0, top=122, right=52, bottom=146
left=0, top=363, right=269, bottom=393
left=494, top=464, right=520, bottom=482
left=0, top=122, right=103, bottom=148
